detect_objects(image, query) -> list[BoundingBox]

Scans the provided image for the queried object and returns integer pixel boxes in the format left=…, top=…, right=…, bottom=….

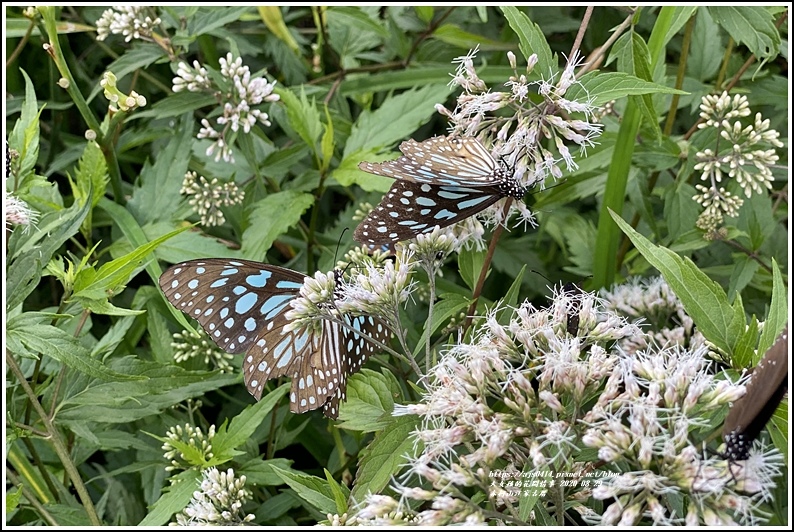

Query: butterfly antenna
left=334, top=228, right=349, bottom=267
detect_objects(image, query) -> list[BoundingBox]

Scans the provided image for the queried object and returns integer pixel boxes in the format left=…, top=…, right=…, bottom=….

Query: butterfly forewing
left=159, top=259, right=390, bottom=419
left=359, top=136, right=503, bottom=187
left=353, top=179, right=504, bottom=248
left=159, top=259, right=304, bottom=355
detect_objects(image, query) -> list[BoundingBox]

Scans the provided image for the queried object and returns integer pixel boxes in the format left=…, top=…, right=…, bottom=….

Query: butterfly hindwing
left=353, top=179, right=504, bottom=248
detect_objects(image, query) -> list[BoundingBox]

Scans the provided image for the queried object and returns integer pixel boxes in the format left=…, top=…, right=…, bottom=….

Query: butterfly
left=722, top=324, right=788, bottom=461
left=159, top=259, right=390, bottom=419
left=354, top=136, right=527, bottom=249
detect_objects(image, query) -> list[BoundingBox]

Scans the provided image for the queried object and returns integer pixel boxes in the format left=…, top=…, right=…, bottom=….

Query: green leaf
left=337, top=369, right=402, bottom=431
left=238, top=457, right=295, bottom=486
left=139, top=469, right=200, bottom=526
left=241, top=190, right=314, bottom=259
left=494, top=265, right=526, bottom=324
left=58, top=357, right=239, bottom=423
left=258, top=6, right=299, bottom=52
left=726, top=256, right=759, bottom=303
left=6, top=197, right=91, bottom=311
left=731, top=313, right=758, bottom=367
left=500, top=7, right=554, bottom=75
left=431, top=24, right=514, bottom=51
left=5, top=485, right=21, bottom=514
left=758, top=258, right=787, bottom=356
left=320, top=105, right=335, bottom=173
left=610, top=210, right=745, bottom=356
left=458, top=247, right=487, bottom=291
left=211, top=383, right=289, bottom=459
left=279, top=86, right=324, bottom=155
left=98, top=198, right=197, bottom=334
left=9, top=69, right=43, bottom=185
left=518, top=464, right=549, bottom=520
left=72, top=224, right=191, bottom=302
left=768, top=400, right=788, bottom=466
left=126, top=114, right=195, bottom=225
left=351, top=414, right=420, bottom=502
left=324, top=469, right=350, bottom=516
left=707, top=6, right=780, bottom=61
left=136, top=91, right=218, bottom=119
left=271, top=467, right=338, bottom=515
left=629, top=32, right=662, bottom=142
left=412, top=293, right=470, bottom=357
left=187, top=6, right=252, bottom=37
left=345, top=84, right=452, bottom=155
left=567, top=71, right=688, bottom=108
left=6, top=314, right=146, bottom=381
left=69, top=141, right=109, bottom=228
left=415, top=6, right=434, bottom=23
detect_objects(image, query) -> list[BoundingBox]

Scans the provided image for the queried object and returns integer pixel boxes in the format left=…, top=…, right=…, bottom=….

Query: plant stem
left=463, top=199, right=512, bottom=332
left=6, top=352, right=102, bottom=526
left=6, top=468, right=59, bottom=526
left=425, top=268, right=437, bottom=374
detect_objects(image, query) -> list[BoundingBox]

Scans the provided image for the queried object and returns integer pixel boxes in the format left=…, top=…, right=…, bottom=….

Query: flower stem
left=463, top=199, right=512, bottom=332
left=6, top=352, right=102, bottom=526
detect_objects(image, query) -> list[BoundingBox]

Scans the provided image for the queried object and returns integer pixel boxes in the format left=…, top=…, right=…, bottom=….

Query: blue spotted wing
left=355, top=136, right=527, bottom=249
left=159, top=259, right=390, bottom=419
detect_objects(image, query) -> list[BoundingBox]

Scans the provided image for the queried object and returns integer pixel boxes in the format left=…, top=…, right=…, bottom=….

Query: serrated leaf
left=629, top=32, right=662, bottom=142
left=726, top=256, right=758, bottom=303
left=610, top=210, right=744, bottom=356
left=567, top=71, right=688, bottom=108
left=72, top=225, right=190, bottom=301
left=58, top=357, right=240, bottom=423
left=500, top=7, right=554, bottom=74
left=241, top=190, right=314, bottom=259
left=139, top=469, right=200, bottom=526
left=412, top=293, right=470, bottom=357
left=337, top=369, right=402, bottom=431
left=6, top=314, right=146, bottom=381
left=324, top=469, right=350, bottom=515
left=187, top=6, right=251, bottom=37
left=344, top=85, right=452, bottom=157
left=708, top=6, right=780, bottom=61
left=258, top=6, right=299, bottom=52
left=279, top=86, right=324, bottom=155
left=211, top=383, right=289, bottom=458
left=272, top=466, right=338, bottom=515
left=5, top=485, right=21, bottom=514
left=351, top=415, right=420, bottom=502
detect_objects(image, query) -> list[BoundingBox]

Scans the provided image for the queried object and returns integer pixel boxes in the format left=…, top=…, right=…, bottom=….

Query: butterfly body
left=159, top=259, right=389, bottom=418
left=355, top=136, right=527, bottom=249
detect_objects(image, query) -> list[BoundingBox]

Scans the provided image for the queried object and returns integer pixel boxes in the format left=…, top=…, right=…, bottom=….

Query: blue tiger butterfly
left=159, top=259, right=390, bottom=419
left=354, top=136, right=527, bottom=249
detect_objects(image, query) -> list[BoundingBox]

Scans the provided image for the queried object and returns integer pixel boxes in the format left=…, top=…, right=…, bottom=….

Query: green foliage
left=4, top=5, right=787, bottom=527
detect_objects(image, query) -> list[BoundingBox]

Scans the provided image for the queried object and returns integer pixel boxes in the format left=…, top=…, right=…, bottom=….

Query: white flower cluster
left=95, top=6, right=161, bottom=42
left=434, top=46, right=602, bottom=238
left=173, top=53, right=280, bottom=163
left=162, top=423, right=216, bottom=476
left=171, top=467, right=256, bottom=526
left=348, top=283, right=780, bottom=526
left=692, top=91, right=783, bottom=235
left=172, top=328, right=234, bottom=373
left=600, top=276, right=706, bottom=355
left=180, top=171, right=245, bottom=227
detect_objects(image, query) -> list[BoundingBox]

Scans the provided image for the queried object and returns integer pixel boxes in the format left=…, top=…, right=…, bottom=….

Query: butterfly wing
left=159, top=259, right=334, bottom=406
left=353, top=179, right=502, bottom=248
left=320, top=314, right=392, bottom=419
left=359, top=136, right=503, bottom=187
